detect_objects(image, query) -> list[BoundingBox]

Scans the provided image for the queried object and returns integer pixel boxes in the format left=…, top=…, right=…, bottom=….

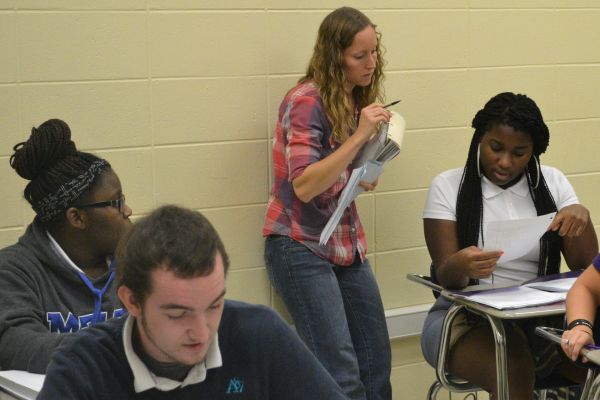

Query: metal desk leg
left=436, top=304, right=462, bottom=389
left=586, top=370, right=600, bottom=400
left=485, top=315, right=509, bottom=400
left=435, top=303, right=482, bottom=394
left=580, top=368, right=597, bottom=400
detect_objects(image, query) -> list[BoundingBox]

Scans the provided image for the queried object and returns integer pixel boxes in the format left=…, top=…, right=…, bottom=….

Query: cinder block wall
left=1, top=1, right=599, bottom=398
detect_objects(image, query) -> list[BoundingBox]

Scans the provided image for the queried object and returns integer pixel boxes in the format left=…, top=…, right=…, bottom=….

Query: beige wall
left=1, top=1, right=599, bottom=398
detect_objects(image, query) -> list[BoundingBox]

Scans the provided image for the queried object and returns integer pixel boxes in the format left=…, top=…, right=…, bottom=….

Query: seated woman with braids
left=420, top=92, right=598, bottom=399
left=0, top=119, right=132, bottom=373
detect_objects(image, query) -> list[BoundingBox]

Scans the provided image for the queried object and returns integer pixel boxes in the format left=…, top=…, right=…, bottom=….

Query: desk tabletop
left=0, top=371, right=43, bottom=400
left=438, top=271, right=582, bottom=319
left=0, top=390, right=24, bottom=400
left=407, top=271, right=582, bottom=319
left=442, top=290, right=565, bottom=319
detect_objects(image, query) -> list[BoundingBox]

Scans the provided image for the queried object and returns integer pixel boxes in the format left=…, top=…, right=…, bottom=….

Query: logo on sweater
left=226, top=377, right=244, bottom=394
left=46, top=308, right=125, bottom=333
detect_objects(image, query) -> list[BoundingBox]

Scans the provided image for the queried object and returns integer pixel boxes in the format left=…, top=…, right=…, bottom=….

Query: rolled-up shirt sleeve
left=285, top=95, right=326, bottom=182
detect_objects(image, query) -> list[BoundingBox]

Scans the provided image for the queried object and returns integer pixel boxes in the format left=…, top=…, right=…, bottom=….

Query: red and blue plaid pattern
left=263, top=82, right=366, bottom=266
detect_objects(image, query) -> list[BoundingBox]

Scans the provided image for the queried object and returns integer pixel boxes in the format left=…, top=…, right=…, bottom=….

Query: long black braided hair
left=456, top=92, right=561, bottom=278
left=10, top=119, right=110, bottom=223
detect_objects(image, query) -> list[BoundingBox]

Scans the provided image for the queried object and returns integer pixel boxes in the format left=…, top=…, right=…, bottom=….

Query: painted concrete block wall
left=1, top=2, right=599, bottom=398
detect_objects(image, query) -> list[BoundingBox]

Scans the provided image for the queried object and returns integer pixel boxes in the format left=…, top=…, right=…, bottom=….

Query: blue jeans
left=264, top=235, right=392, bottom=400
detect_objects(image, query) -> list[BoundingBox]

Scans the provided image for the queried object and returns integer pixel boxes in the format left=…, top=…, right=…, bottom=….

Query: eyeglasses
left=76, top=195, right=127, bottom=215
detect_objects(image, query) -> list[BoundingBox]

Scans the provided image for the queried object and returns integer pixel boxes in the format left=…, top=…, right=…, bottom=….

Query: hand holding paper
left=452, top=246, right=503, bottom=280
left=548, top=204, right=590, bottom=237
left=483, top=212, right=556, bottom=263
left=352, top=111, right=406, bottom=169
left=358, top=177, right=378, bottom=192
left=319, top=160, right=384, bottom=245
left=354, top=103, right=393, bottom=145
left=319, top=112, right=406, bottom=246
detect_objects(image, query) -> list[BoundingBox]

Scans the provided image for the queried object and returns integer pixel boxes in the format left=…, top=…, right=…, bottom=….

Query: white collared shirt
left=122, top=315, right=223, bottom=393
left=424, top=166, right=579, bottom=284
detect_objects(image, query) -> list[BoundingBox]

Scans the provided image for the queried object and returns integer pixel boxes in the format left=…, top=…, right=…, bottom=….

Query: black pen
left=384, top=100, right=401, bottom=108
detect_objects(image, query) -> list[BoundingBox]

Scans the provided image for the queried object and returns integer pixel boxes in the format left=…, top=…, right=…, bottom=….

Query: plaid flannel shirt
left=262, top=82, right=366, bottom=266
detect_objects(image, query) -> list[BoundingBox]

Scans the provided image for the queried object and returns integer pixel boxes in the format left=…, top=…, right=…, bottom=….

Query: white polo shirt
left=423, top=166, right=579, bottom=284
left=122, top=315, right=223, bottom=393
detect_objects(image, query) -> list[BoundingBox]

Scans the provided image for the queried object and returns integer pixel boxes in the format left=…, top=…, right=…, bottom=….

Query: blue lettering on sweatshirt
left=46, top=308, right=125, bottom=333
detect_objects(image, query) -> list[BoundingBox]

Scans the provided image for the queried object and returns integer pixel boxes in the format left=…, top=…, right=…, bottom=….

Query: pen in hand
left=384, top=100, right=401, bottom=108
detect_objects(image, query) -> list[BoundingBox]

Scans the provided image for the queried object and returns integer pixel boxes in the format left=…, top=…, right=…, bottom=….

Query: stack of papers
left=351, top=111, right=405, bottom=168
left=319, top=112, right=405, bottom=246
left=455, top=286, right=566, bottom=310
left=450, top=272, right=580, bottom=310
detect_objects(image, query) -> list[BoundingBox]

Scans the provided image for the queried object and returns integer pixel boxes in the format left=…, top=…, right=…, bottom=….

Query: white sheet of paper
left=523, top=277, right=577, bottom=292
left=319, top=160, right=384, bottom=246
left=458, top=286, right=565, bottom=310
left=483, top=212, right=556, bottom=263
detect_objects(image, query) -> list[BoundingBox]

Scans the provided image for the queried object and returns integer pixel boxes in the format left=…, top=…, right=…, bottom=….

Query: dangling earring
left=476, top=144, right=482, bottom=178
left=532, top=155, right=540, bottom=190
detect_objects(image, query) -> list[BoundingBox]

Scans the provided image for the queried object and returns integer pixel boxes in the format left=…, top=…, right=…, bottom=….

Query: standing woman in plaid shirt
left=262, top=7, right=392, bottom=400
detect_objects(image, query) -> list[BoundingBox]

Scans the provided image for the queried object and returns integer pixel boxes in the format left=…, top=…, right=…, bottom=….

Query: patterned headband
left=33, top=159, right=110, bottom=222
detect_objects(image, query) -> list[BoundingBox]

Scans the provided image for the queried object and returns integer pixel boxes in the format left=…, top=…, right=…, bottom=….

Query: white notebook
left=0, top=370, right=44, bottom=400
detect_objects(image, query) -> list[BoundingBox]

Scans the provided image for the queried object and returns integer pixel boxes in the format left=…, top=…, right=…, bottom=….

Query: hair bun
left=10, top=119, right=78, bottom=181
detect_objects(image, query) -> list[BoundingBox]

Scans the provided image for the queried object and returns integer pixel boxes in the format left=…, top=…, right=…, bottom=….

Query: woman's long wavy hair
left=457, top=92, right=561, bottom=279
left=299, top=7, right=385, bottom=143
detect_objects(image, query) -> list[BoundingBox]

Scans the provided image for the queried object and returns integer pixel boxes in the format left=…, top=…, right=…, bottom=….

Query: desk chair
left=408, top=272, right=582, bottom=400
left=408, top=273, right=483, bottom=399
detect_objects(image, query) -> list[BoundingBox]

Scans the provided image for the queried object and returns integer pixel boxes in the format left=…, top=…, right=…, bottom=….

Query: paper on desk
left=319, top=160, right=384, bottom=246
left=456, top=286, right=565, bottom=310
left=0, top=370, right=44, bottom=399
left=523, top=277, right=576, bottom=292
left=483, top=212, right=556, bottom=263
